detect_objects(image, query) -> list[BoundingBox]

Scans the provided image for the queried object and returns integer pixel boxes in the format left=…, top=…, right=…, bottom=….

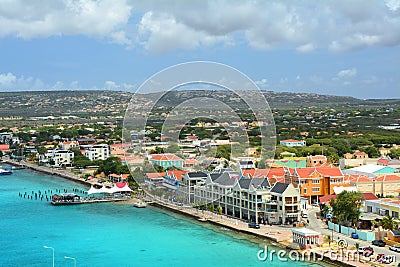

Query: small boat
left=0, top=167, right=13, bottom=175
left=133, top=201, right=147, bottom=208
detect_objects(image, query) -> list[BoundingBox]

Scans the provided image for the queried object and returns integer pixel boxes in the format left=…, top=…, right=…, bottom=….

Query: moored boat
left=0, top=167, right=13, bottom=175
left=133, top=201, right=147, bottom=208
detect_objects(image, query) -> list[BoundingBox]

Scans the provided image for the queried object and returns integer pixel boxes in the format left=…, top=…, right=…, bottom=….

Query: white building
left=39, top=149, right=74, bottom=167
left=84, top=144, right=110, bottom=161
left=194, top=169, right=301, bottom=224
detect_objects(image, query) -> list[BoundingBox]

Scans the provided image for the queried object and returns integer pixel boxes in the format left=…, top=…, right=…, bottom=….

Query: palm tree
left=324, top=235, right=332, bottom=247
left=381, top=215, right=397, bottom=231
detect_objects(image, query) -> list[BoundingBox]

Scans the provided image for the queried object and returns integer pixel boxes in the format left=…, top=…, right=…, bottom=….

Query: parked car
left=389, top=244, right=400, bottom=252
left=357, top=246, right=374, bottom=257
left=302, top=213, right=308, bottom=219
left=248, top=222, right=260, bottom=229
left=372, top=240, right=386, bottom=247
left=351, top=233, right=359, bottom=239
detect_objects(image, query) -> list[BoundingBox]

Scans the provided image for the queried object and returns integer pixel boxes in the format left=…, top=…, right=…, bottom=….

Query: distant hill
left=0, top=90, right=398, bottom=119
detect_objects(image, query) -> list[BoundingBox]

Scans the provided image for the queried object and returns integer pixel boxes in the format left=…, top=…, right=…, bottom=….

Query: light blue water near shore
left=0, top=168, right=326, bottom=267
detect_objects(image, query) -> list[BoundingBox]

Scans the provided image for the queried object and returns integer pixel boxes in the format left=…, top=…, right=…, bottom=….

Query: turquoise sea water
left=0, top=168, right=325, bottom=267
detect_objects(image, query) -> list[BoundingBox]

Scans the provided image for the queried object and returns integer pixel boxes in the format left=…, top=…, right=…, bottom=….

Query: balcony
left=285, top=201, right=299, bottom=205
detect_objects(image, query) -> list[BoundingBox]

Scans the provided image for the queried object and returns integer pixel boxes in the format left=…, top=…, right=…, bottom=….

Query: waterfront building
left=292, top=228, right=320, bottom=249
left=144, top=172, right=165, bottom=189
left=181, top=171, right=209, bottom=203
left=194, top=169, right=301, bottom=224
left=39, top=149, right=74, bottom=167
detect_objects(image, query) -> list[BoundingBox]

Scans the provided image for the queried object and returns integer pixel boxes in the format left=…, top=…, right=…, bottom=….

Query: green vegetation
left=330, top=191, right=364, bottom=226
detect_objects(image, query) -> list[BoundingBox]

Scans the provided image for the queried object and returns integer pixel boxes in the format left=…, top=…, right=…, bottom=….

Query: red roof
left=145, top=172, right=166, bottom=179
left=151, top=153, right=183, bottom=161
left=166, top=170, right=189, bottom=181
left=0, top=144, right=9, bottom=151
left=294, top=167, right=342, bottom=178
left=320, top=192, right=378, bottom=204
left=187, top=135, right=198, bottom=140
left=376, top=175, right=400, bottom=182
left=319, top=194, right=336, bottom=204
left=281, top=139, right=302, bottom=142
left=378, top=159, right=389, bottom=166
left=363, top=192, right=379, bottom=200
left=345, top=174, right=372, bottom=183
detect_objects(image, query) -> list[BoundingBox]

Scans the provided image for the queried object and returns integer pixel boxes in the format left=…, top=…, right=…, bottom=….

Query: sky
left=0, top=0, right=399, bottom=99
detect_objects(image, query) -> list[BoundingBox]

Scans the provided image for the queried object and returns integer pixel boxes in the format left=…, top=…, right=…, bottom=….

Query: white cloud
left=0, top=72, right=17, bottom=86
left=1, top=1, right=400, bottom=53
left=337, top=68, right=357, bottom=78
left=104, top=80, right=119, bottom=89
left=0, top=72, right=46, bottom=91
left=255, top=78, right=268, bottom=87
left=138, top=11, right=228, bottom=53
left=0, top=0, right=132, bottom=43
left=296, top=75, right=301, bottom=80
left=296, top=43, right=315, bottom=53
left=104, top=80, right=134, bottom=91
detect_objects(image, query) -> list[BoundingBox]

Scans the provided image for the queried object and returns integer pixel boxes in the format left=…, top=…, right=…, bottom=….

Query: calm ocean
left=0, top=167, right=326, bottom=267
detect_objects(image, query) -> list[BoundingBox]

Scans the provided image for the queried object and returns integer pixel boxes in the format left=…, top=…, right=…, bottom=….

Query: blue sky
left=0, top=0, right=399, bottom=99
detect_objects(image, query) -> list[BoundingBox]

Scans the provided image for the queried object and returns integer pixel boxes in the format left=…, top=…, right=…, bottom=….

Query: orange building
left=284, top=167, right=349, bottom=204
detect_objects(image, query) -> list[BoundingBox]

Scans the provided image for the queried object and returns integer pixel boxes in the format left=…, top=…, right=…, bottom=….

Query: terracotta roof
left=145, top=172, right=165, bottom=179
left=345, top=174, right=372, bottom=183
left=166, top=170, right=189, bottom=181
left=0, top=144, right=9, bottom=151
left=151, top=153, right=183, bottom=161
left=363, top=192, right=379, bottom=200
left=376, top=175, right=400, bottom=182
left=294, top=167, right=342, bottom=178
left=378, top=159, right=389, bottom=166
left=354, top=151, right=367, bottom=155
left=320, top=192, right=378, bottom=204
left=281, top=139, right=302, bottom=142
left=319, top=194, right=336, bottom=204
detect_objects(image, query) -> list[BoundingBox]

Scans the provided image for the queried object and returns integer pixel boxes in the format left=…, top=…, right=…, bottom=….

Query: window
left=312, top=187, right=320, bottom=192
left=303, top=188, right=307, bottom=194
left=312, top=179, right=320, bottom=184
left=300, top=180, right=307, bottom=185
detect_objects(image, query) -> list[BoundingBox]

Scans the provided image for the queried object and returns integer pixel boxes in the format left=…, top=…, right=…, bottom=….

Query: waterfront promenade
left=2, top=158, right=99, bottom=187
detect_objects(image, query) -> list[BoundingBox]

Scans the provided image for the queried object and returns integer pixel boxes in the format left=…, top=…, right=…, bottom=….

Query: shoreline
left=2, top=158, right=96, bottom=188
left=3, top=158, right=365, bottom=267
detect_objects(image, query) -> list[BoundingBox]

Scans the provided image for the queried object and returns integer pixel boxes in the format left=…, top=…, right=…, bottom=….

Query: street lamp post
left=64, top=256, right=76, bottom=267
left=43, top=246, right=54, bottom=267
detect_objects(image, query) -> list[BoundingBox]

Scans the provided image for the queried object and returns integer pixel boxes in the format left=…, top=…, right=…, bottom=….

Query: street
left=306, top=207, right=399, bottom=266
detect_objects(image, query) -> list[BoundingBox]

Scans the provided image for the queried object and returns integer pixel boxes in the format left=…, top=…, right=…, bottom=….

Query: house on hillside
left=279, top=139, right=306, bottom=147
